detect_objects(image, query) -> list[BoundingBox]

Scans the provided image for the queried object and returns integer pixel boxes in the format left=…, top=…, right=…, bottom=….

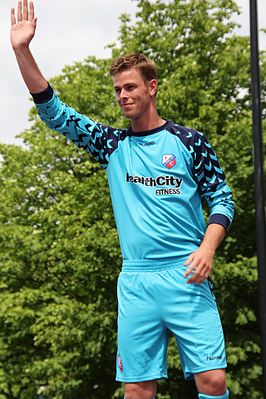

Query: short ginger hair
left=110, top=53, right=158, bottom=83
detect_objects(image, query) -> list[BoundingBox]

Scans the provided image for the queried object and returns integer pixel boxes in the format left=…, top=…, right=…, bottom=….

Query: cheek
left=140, top=95, right=149, bottom=107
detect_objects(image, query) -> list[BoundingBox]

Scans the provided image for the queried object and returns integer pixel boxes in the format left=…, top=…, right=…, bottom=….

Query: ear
left=149, top=79, right=158, bottom=96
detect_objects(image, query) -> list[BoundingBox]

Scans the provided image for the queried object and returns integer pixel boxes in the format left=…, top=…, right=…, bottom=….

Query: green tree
left=0, top=0, right=265, bottom=398
left=0, top=58, right=124, bottom=397
left=0, top=119, right=121, bottom=399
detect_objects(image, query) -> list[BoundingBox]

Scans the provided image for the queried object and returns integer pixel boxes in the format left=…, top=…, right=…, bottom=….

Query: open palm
left=11, top=0, right=37, bottom=50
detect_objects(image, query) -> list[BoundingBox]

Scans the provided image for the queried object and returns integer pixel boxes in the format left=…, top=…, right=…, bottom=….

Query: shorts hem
left=116, top=373, right=168, bottom=382
left=184, top=363, right=227, bottom=380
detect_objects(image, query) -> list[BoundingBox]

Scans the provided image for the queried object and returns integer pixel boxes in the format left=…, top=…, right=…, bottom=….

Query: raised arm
left=11, top=0, right=48, bottom=93
left=10, top=1, right=124, bottom=168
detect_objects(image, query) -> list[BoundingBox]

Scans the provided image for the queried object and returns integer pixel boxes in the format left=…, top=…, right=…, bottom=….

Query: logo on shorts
left=117, top=355, right=123, bottom=372
left=162, top=154, right=176, bottom=169
left=206, top=355, right=223, bottom=361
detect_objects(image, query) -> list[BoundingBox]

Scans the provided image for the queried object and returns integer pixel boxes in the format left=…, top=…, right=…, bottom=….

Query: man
left=11, top=1, right=234, bottom=398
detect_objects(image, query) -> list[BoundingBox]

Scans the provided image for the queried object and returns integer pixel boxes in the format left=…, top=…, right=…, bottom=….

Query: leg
left=116, top=271, right=168, bottom=383
left=195, top=369, right=228, bottom=396
left=124, top=381, right=157, bottom=399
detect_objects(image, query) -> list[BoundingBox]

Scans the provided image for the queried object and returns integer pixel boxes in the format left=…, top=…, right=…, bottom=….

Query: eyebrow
left=114, top=82, right=137, bottom=89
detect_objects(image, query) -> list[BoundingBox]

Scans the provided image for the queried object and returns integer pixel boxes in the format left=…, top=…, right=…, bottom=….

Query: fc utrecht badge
left=117, top=355, right=123, bottom=372
left=162, top=154, right=176, bottom=169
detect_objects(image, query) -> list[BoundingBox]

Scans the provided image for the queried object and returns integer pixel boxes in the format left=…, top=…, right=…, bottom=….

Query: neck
left=130, top=110, right=165, bottom=133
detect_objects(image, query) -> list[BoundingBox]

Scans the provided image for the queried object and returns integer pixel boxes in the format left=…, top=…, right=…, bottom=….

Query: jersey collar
left=127, top=120, right=172, bottom=137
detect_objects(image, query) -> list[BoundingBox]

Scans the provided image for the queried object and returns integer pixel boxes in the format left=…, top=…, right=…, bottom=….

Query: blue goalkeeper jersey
left=32, top=85, right=234, bottom=263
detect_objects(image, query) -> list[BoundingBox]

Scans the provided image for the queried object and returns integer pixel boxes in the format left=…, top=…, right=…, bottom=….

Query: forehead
left=113, top=68, right=145, bottom=87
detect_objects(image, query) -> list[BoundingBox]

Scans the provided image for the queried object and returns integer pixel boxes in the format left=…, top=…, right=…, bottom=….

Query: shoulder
left=97, top=123, right=129, bottom=142
left=166, top=122, right=206, bottom=154
left=168, top=122, right=204, bottom=139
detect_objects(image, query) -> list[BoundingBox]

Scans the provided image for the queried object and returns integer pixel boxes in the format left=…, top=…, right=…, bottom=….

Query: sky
left=1, top=0, right=266, bottom=145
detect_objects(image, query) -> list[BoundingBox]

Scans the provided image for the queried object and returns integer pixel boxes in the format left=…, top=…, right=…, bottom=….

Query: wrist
left=199, top=242, right=216, bottom=253
left=12, top=43, right=31, bottom=54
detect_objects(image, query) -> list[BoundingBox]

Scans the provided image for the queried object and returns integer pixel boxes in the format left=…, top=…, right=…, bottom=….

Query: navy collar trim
left=127, top=120, right=172, bottom=137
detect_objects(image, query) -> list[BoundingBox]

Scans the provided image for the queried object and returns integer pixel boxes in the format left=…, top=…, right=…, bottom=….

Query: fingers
left=11, top=8, right=16, bottom=25
left=183, top=247, right=214, bottom=284
left=184, top=263, right=193, bottom=278
left=184, top=254, right=193, bottom=267
left=187, top=276, right=205, bottom=284
left=23, top=0, right=28, bottom=20
left=29, top=1, right=35, bottom=21
left=13, top=0, right=34, bottom=23
left=17, top=1, right=22, bottom=22
left=184, top=256, right=211, bottom=284
left=186, top=264, right=209, bottom=284
left=183, top=254, right=195, bottom=277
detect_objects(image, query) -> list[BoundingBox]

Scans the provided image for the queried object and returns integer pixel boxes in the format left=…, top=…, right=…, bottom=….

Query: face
left=113, top=68, right=157, bottom=121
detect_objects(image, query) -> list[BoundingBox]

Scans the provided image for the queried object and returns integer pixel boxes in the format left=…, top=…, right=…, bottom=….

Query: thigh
left=124, top=381, right=157, bottom=399
left=163, top=269, right=227, bottom=379
left=116, top=271, right=168, bottom=383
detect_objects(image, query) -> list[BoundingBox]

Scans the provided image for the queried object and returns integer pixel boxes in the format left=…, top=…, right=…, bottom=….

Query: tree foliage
left=0, top=0, right=265, bottom=398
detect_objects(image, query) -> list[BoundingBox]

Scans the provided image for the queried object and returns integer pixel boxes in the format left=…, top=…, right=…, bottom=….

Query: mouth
left=121, top=103, right=134, bottom=108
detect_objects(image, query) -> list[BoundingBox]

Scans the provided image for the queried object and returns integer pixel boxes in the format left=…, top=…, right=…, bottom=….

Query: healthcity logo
left=125, top=172, right=182, bottom=196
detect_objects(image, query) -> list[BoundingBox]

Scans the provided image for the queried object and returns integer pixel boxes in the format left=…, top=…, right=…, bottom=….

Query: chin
left=123, top=111, right=137, bottom=120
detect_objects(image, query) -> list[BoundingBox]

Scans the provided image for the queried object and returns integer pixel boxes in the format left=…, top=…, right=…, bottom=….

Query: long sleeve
left=191, top=131, right=234, bottom=229
left=31, top=84, right=125, bottom=169
left=169, top=124, right=235, bottom=230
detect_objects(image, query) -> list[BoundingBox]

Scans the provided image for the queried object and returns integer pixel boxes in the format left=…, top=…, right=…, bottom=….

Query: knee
left=124, top=381, right=156, bottom=399
left=196, top=370, right=227, bottom=395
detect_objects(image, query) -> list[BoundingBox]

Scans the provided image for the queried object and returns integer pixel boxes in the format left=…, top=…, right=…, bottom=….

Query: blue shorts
left=116, top=259, right=227, bottom=383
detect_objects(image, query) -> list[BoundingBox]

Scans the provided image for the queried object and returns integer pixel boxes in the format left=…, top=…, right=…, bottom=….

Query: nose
left=120, top=88, right=128, bottom=100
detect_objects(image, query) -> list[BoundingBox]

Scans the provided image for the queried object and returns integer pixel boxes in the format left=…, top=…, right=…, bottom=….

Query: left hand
left=183, top=246, right=215, bottom=284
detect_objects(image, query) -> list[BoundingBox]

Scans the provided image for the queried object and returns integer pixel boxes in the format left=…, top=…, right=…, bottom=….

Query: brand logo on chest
left=162, top=154, right=176, bottom=169
left=139, top=141, right=156, bottom=146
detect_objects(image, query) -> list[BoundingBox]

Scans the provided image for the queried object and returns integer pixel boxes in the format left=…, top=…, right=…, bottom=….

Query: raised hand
left=11, top=0, right=37, bottom=50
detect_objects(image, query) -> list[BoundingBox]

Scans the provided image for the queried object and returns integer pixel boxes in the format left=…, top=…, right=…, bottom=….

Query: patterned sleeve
left=191, top=130, right=234, bottom=229
left=31, top=84, right=124, bottom=169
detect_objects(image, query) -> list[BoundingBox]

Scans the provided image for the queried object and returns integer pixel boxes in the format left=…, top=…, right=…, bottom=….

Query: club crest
left=117, top=355, right=123, bottom=372
left=162, top=154, right=176, bottom=169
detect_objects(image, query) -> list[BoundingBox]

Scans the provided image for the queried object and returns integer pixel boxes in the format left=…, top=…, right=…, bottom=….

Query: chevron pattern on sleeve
left=60, top=117, right=128, bottom=169
left=169, top=124, right=225, bottom=194
left=37, top=98, right=128, bottom=169
left=169, top=123, right=234, bottom=226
